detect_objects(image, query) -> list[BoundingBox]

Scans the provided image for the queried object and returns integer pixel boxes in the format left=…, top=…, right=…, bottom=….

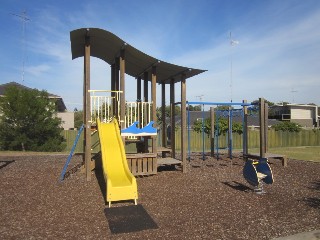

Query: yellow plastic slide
left=97, top=119, right=138, bottom=207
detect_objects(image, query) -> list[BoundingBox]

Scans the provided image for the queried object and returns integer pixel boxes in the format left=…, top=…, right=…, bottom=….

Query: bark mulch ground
left=0, top=153, right=319, bottom=239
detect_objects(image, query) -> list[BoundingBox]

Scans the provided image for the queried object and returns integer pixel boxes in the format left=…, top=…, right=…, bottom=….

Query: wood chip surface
left=0, top=153, right=319, bottom=239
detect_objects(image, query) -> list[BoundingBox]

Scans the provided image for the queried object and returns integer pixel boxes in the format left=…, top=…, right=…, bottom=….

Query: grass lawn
left=249, top=146, right=320, bottom=163
left=0, top=151, right=68, bottom=156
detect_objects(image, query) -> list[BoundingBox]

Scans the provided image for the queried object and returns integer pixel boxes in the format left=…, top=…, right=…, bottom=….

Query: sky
left=1, top=0, right=320, bottom=111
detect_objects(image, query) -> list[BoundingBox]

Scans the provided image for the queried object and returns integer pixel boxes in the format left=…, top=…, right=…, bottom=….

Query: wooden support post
left=228, top=106, right=232, bottom=159
left=161, top=82, right=167, bottom=148
left=144, top=72, right=149, bottom=102
left=143, top=71, right=149, bottom=152
left=210, top=107, right=215, bottom=157
left=111, top=63, right=116, bottom=117
left=170, top=79, right=175, bottom=158
left=151, top=66, right=157, bottom=154
left=243, top=100, right=248, bottom=161
left=115, top=57, right=120, bottom=119
left=143, top=71, right=149, bottom=126
left=84, top=34, right=91, bottom=181
left=120, top=49, right=125, bottom=130
left=181, top=74, right=187, bottom=173
left=137, top=76, right=142, bottom=127
left=259, top=98, right=266, bottom=158
left=264, top=102, right=268, bottom=154
left=137, top=77, right=142, bottom=101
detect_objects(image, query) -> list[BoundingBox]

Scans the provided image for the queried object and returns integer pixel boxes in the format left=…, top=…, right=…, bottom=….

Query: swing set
left=186, top=100, right=251, bottom=160
left=186, top=98, right=275, bottom=193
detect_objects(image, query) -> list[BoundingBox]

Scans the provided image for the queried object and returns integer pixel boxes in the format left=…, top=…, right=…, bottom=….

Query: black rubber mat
left=104, top=204, right=158, bottom=234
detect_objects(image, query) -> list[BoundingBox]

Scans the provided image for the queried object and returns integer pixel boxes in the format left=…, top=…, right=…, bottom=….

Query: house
left=0, top=82, right=74, bottom=130
left=269, top=104, right=319, bottom=128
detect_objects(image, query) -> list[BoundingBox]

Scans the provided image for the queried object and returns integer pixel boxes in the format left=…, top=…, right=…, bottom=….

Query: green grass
left=249, top=146, right=320, bottom=162
left=0, top=151, right=68, bottom=156
left=1, top=146, right=320, bottom=163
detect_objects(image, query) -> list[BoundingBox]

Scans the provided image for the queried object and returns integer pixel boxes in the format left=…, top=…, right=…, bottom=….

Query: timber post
left=151, top=66, right=157, bottom=154
left=161, top=82, right=167, bottom=148
left=181, top=74, right=187, bottom=173
left=242, top=100, right=248, bottom=161
left=120, top=49, right=125, bottom=130
left=84, top=32, right=91, bottom=181
left=259, top=98, right=266, bottom=158
left=170, top=79, right=175, bottom=158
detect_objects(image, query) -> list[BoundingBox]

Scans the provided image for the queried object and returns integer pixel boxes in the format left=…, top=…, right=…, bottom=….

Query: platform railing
left=125, top=101, right=153, bottom=128
left=89, top=90, right=122, bottom=124
left=89, top=90, right=153, bottom=129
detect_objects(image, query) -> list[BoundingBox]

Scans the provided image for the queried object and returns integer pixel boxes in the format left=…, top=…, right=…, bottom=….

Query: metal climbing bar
left=187, top=101, right=251, bottom=106
left=59, top=124, right=85, bottom=182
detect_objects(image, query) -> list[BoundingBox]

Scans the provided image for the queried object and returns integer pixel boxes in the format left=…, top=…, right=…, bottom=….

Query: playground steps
left=157, top=147, right=172, bottom=158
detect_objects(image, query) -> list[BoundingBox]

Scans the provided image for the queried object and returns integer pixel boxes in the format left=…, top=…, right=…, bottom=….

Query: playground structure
left=70, top=28, right=206, bottom=181
left=67, top=28, right=280, bottom=196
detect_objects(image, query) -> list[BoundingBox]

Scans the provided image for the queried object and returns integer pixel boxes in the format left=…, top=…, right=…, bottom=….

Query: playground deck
left=157, top=157, right=181, bottom=166
left=126, top=152, right=181, bottom=176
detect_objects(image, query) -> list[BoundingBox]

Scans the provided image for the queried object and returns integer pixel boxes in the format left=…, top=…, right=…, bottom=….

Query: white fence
left=89, top=90, right=153, bottom=129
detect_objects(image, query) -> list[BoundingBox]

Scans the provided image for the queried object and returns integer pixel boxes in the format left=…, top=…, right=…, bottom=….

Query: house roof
left=273, top=104, right=317, bottom=108
left=70, top=28, right=207, bottom=84
left=0, top=82, right=67, bottom=112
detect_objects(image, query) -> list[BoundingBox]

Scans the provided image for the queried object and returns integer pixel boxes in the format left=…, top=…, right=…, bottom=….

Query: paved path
left=272, top=230, right=320, bottom=240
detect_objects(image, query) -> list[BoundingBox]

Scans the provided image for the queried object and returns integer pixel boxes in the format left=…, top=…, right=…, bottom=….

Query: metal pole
left=187, top=103, right=191, bottom=160
left=210, top=107, right=215, bottom=157
left=202, top=104, right=205, bottom=160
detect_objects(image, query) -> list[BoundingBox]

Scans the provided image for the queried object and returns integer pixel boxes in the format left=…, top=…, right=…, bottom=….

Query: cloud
left=163, top=5, right=320, bottom=105
left=3, top=1, right=319, bottom=110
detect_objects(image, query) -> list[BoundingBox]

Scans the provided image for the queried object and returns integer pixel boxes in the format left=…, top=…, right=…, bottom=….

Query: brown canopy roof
left=70, top=28, right=206, bottom=84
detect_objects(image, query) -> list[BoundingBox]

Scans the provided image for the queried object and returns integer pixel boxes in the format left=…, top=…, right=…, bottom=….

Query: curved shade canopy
left=70, top=28, right=206, bottom=84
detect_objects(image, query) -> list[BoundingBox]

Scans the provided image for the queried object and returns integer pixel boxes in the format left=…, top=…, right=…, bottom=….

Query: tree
left=271, top=121, right=302, bottom=132
left=187, top=105, right=201, bottom=111
left=156, top=105, right=181, bottom=125
left=74, top=109, right=84, bottom=129
left=0, top=86, right=65, bottom=151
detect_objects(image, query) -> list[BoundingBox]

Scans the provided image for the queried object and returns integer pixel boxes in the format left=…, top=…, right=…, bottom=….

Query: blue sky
left=1, top=0, right=319, bottom=110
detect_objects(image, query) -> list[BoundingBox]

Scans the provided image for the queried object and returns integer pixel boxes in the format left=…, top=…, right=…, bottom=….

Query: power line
left=291, top=87, right=298, bottom=103
left=195, top=95, right=204, bottom=102
left=229, top=32, right=239, bottom=103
